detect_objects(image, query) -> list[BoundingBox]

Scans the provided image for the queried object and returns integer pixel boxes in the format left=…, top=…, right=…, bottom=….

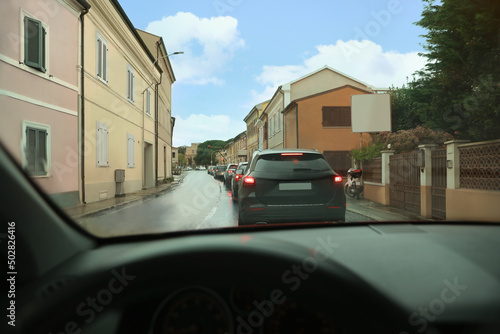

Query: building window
left=23, top=121, right=50, bottom=176
left=322, top=106, right=351, bottom=127
left=96, top=32, right=108, bottom=82
left=127, top=65, right=135, bottom=102
left=97, top=121, right=109, bottom=167
left=146, top=89, right=151, bottom=115
left=323, top=151, right=352, bottom=177
left=127, top=134, right=135, bottom=168
left=172, top=152, right=176, bottom=158
left=24, top=16, right=47, bottom=73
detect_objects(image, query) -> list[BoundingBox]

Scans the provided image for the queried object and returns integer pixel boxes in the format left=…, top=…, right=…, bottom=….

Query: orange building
left=283, top=85, right=374, bottom=176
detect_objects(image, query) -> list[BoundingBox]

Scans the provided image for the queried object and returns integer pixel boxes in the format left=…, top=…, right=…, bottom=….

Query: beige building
left=82, top=0, right=171, bottom=203
left=244, top=101, right=269, bottom=161
left=137, top=29, right=176, bottom=183
left=184, top=143, right=200, bottom=166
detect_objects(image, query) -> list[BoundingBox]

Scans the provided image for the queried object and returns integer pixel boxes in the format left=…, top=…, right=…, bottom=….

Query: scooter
left=345, top=168, right=364, bottom=199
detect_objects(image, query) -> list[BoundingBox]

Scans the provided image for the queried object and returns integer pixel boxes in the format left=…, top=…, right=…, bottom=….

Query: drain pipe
left=155, top=40, right=163, bottom=186
left=80, top=6, right=89, bottom=204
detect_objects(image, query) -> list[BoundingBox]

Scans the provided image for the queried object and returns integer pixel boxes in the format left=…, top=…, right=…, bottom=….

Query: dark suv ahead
left=238, top=149, right=345, bottom=225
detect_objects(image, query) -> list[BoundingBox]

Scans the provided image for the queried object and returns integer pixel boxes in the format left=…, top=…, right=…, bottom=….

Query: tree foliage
left=390, top=0, right=500, bottom=141
left=194, top=139, right=230, bottom=166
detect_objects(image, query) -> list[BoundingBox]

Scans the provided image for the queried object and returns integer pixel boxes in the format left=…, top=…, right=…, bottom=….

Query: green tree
left=411, top=0, right=500, bottom=141
left=194, top=139, right=228, bottom=166
left=178, top=146, right=187, bottom=154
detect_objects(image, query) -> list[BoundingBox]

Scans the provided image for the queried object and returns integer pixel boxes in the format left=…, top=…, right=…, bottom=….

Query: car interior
left=2, top=143, right=500, bottom=334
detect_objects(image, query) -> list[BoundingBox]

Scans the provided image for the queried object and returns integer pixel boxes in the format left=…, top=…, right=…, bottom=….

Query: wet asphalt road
left=80, top=171, right=371, bottom=237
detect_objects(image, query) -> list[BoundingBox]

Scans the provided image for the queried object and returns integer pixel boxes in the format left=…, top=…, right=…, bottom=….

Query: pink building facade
left=0, top=0, right=89, bottom=207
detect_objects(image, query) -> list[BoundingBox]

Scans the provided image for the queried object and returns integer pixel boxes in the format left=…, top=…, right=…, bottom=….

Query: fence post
left=445, top=140, right=470, bottom=189
left=381, top=150, right=394, bottom=205
left=418, top=144, right=437, bottom=218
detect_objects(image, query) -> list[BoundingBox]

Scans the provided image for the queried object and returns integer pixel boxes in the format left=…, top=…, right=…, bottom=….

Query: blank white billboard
left=351, top=94, right=391, bottom=133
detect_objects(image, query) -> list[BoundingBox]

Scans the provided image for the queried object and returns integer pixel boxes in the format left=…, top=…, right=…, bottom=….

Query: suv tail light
left=228, top=170, right=234, bottom=174
left=243, top=176, right=255, bottom=186
left=334, top=176, right=343, bottom=183
left=235, top=174, right=243, bottom=181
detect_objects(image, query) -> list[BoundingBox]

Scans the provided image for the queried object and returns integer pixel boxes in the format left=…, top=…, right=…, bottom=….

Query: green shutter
left=24, top=17, right=46, bottom=73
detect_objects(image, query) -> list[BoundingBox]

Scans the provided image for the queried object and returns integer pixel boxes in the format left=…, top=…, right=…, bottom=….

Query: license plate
left=279, top=183, right=312, bottom=191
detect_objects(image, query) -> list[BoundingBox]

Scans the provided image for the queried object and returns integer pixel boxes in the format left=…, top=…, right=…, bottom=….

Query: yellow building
left=137, top=29, right=176, bottom=183
left=244, top=100, right=269, bottom=161
left=82, top=0, right=168, bottom=203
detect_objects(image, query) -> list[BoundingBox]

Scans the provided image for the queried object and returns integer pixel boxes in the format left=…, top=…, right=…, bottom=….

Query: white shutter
left=97, top=122, right=109, bottom=166
left=127, top=134, right=135, bottom=167
left=97, top=39, right=102, bottom=78
left=103, top=42, right=108, bottom=82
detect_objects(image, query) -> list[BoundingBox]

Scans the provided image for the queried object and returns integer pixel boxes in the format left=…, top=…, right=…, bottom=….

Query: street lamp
left=153, top=51, right=184, bottom=66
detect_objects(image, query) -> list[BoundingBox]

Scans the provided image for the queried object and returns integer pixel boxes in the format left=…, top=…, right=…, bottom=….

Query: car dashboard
left=13, top=223, right=500, bottom=334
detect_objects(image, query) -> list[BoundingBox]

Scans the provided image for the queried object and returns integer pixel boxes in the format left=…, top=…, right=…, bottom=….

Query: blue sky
left=118, top=0, right=428, bottom=147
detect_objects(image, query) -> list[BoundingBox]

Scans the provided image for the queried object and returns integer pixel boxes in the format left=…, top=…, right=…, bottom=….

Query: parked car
left=185, top=166, right=192, bottom=171
left=238, top=149, right=345, bottom=225
left=224, top=163, right=239, bottom=187
left=208, top=166, right=216, bottom=175
left=213, top=165, right=227, bottom=180
left=231, top=162, right=248, bottom=202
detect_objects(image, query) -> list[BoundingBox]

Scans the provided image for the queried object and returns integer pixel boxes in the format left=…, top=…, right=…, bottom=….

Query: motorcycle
left=345, top=168, right=364, bottom=199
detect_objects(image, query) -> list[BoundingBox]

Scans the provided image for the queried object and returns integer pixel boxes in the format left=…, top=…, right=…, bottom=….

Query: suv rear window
left=254, top=154, right=331, bottom=173
left=217, top=166, right=227, bottom=171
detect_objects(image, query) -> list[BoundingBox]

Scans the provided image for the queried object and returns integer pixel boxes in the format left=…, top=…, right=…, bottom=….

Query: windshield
left=1, top=0, right=498, bottom=237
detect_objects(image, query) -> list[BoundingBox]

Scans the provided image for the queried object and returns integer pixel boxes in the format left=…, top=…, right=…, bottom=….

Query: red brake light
left=228, top=170, right=234, bottom=173
left=243, top=176, right=255, bottom=186
left=281, top=152, right=303, bottom=156
left=235, top=174, right=242, bottom=181
left=334, top=176, right=343, bottom=183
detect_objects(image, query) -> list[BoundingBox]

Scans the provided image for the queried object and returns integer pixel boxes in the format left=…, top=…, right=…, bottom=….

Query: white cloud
left=173, top=114, right=246, bottom=147
left=146, top=12, right=245, bottom=85
left=251, top=40, right=426, bottom=104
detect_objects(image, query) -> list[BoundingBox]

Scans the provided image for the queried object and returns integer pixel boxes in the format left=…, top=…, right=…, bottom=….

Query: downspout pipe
left=154, top=40, right=164, bottom=186
left=80, top=6, right=90, bottom=204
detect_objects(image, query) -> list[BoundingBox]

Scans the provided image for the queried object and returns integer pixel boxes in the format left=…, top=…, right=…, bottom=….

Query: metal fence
left=431, top=148, right=447, bottom=219
left=363, top=158, right=382, bottom=183
left=459, top=140, right=500, bottom=191
left=390, top=151, right=421, bottom=214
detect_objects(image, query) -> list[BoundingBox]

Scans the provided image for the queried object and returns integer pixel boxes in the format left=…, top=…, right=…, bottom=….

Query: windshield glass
left=1, top=0, right=498, bottom=237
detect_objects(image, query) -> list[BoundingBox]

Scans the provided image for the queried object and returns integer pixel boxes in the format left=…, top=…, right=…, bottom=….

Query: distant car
left=231, top=162, right=248, bottom=202
left=213, top=165, right=227, bottom=180
left=224, top=163, right=239, bottom=187
left=238, top=149, right=345, bottom=225
left=208, top=166, right=215, bottom=175
left=199, top=166, right=206, bottom=171
left=186, top=166, right=192, bottom=171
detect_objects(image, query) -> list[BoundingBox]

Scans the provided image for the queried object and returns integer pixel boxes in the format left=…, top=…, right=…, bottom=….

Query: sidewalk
left=346, top=196, right=429, bottom=221
left=64, top=173, right=186, bottom=220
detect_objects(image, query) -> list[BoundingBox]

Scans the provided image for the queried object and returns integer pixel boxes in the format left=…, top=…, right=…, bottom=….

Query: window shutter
left=97, top=122, right=109, bottom=166
left=37, top=130, right=47, bottom=173
left=103, top=43, right=108, bottom=82
left=41, top=26, right=46, bottom=72
left=24, top=17, right=45, bottom=72
left=127, top=134, right=135, bottom=167
left=26, top=128, right=36, bottom=173
left=97, top=39, right=102, bottom=78
left=131, top=71, right=135, bottom=101
left=103, top=126, right=109, bottom=165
